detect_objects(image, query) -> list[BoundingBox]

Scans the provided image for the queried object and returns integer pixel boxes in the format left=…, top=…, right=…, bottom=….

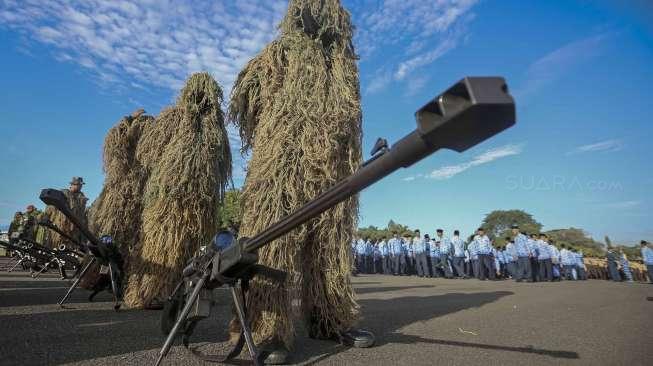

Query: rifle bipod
left=31, top=256, right=66, bottom=279
left=7, top=257, right=26, bottom=272
left=155, top=265, right=287, bottom=366
left=58, top=257, right=122, bottom=311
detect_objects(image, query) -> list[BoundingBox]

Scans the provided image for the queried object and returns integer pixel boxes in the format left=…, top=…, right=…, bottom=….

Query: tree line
left=217, top=190, right=643, bottom=259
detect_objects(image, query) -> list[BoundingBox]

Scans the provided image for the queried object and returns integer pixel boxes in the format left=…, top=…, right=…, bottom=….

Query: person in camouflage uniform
left=7, top=211, right=23, bottom=244
left=23, top=204, right=47, bottom=244
left=43, top=177, right=89, bottom=249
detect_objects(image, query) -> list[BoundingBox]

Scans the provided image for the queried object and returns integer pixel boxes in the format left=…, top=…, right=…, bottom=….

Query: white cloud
left=357, top=0, right=477, bottom=94
left=428, top=144, right=523, bottom=180
left=599, top=200, right=640, bottom=209
left=0, top=0, right=286, bottom=92
left=568, top=139, right=624, bottom=155
left=516, top=33, right=610, bottom=98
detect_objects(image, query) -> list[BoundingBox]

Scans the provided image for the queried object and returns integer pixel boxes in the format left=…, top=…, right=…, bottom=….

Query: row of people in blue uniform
left=352, top=225, right=591, bottom=282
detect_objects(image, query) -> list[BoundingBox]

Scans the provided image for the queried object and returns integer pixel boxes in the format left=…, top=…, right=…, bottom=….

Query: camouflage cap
left=70, top=176, right=85, bottom=185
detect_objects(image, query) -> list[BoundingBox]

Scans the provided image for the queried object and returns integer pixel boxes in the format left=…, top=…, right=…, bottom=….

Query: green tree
left=544, top=228, right=604, bottom=257
left=481, top=209, right=542, bottom=245
left=218, top=189, right=242, bottom=230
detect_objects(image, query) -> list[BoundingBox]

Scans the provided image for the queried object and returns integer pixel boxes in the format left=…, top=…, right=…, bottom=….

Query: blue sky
left=1, top=0, right=651, bottom=244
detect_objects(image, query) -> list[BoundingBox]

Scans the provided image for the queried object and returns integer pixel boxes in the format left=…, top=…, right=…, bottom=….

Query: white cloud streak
left=0, top=0, right=287, bottom=92
left=599, top=200, right=640, bottom=210
left=404, top=144, right=523, bottom=181
left=516, top=33, right=610, bottom=98
left=568, top=139, right=624, bottom=155
left=357, top=0, right=477, bottom=94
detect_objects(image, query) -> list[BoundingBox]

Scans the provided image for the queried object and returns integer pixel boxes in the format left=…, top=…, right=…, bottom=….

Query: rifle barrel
left=244, top=77, right=515, bottom=253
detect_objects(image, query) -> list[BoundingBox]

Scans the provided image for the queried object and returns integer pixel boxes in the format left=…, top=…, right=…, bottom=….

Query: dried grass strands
left=229, top=0, right=362, bottom=347
left=88, top=114, right=153, bottom=256
left=124, top=72, right=231, bottom=308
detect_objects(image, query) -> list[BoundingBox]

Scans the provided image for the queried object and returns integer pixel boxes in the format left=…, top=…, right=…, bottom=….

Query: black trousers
left=441, top=256, right=453, bottom=278
left=471, top=259, right=480, bottom=278
left=506, top=262, right=517, bottom=278
left=538, top=258, right=553, bottom=281
left=478, top=254, right=496, bottom=280
left=430, top=256, right=441, bottom=277
left=530, top=258, right=539, bottom=281
left=415, top=252, right=429, bottom=277
left=452, top=257, right=465, bottom=277
left=516, top=257, right=531, bottom=281
left=607, top=261, right=620, bottom=281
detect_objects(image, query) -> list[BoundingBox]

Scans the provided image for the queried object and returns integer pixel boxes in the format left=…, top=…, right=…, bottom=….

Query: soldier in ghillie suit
left=43, top=177, right=88, bottom=249
left=229, top=0, right=374, bottom=362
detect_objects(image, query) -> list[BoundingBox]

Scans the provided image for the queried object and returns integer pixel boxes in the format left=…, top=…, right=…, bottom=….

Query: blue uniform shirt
left=365, top=240, right=374, bottom=256
left=549, top=245, right=560, bottom=264
left=467, top=241, right=479, bottom=260
left=536, top=240, right=551, bottom=260
left=413, top=237, right=426, bottom=254
left=474, top=235, right=492, bottom=255
left=355, top=239, right=366, bottom=255
left=429, top=241, right=441, bottom=258
left=436, top=236, right=452, bottom=256
left=560, top=249, right=576, bottom=265
left=642, top=246, right=653, bottom=265
left=527, top=239, right=538, bottom=257
left=451, top=236, right=466, bottom=257
left=378, top=240, right=388, bottom=256
left=505, top=243, right=517, bottom=262
left=575, top=252, right=584, bottom=267
left=513, top=234, right=530, bottom=257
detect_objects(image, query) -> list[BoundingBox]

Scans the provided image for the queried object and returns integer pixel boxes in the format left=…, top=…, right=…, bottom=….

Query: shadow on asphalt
left=0, top=306, right=230, bottom=365
left=295, top=290, right=577, bottom=364
left=0, top=283, right=115, bottom=307
left=0, top=285, right=579, bottom=365
left=354, top=285, right=434, bottom=295
left=383, top=335, right=579, bottom=359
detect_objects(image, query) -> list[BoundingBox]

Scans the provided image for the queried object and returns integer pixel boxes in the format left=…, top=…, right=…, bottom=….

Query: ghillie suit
left=88, top=112, right=154, bottom=260
left=229, top=0, right=362, bottom=348
left=44, top=190, right=88, bottom=249
left=124, top=72, right=232, bottom=308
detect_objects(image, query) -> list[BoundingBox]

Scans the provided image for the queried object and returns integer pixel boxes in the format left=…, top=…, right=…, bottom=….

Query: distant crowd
left=352, top=225, right=653, bottom=283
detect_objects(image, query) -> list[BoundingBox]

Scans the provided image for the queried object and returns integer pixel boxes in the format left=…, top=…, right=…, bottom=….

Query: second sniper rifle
left=39, top=189, right=125, bottom=310
left=155, top=76, right=517, bottom=366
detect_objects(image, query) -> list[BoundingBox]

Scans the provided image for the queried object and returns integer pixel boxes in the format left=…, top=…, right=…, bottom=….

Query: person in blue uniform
left=364, top=238, right=374, bottom=274
left=378, top=237, right=390, bottom=275
left=511, top=225, right=532, bottom=282
left=641, top=240, right=653, bottom=283
left=536, top=234, right=553, bottom=281
left=414, top=233, right=429, bottom=277
left=430, top=238, right=442, bottom=278
left=504, top=237, right=518, bottom=279
left=574, top=249, right=586, bottom=280
left=549, top=241, right=561, bottom=281
left=355, top=237, right=367, bottom=273
left=467, top=237, right=479, bottom=279
left=451, top=230, right=467, bottom=278
left=388, top=233, right=401, bottom=275
left=474, top=228, right=495, bottom=280
left=605, top=246, right=621, bottom=282
left=528, top=233, right=540, bottom=282
left=372, top=240, right=381, bottom=274
left=435, top=229, right=453, bottom=279
left=559, top=244, right=576, bottom=280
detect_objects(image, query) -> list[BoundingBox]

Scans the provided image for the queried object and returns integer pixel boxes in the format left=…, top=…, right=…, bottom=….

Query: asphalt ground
left=0, top=260, right=652, bottom=366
